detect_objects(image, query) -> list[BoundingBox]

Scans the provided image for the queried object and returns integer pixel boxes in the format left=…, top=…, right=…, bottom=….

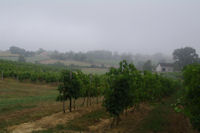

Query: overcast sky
left=0, top=0, right=200, bottom=54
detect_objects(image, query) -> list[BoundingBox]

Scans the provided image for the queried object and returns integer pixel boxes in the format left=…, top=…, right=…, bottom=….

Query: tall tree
left=173, top=47, right=199, bottom=70
left=183, top=64, right=200, bottom=131
left=143, top=60, right=152, bottom=71
left=10, top=46, right=26, bottom=55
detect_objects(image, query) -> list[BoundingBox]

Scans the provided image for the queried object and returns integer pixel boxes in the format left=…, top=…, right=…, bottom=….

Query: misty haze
left=0, top=1, right=200, bottom=133
left=0, top=0, right=200, bottom=54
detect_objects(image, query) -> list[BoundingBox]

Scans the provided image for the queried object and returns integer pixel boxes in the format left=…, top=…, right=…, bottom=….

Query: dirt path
left=88, top=102, right=197, bottom=133
left=87, top=96, right=197, bottom=133
left=88, top=103, right=153, bottom=133
left=7, top=104, right=101, bottom=133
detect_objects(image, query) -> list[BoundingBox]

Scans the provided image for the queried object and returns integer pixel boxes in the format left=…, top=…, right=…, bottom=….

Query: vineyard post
left=69, top=71, right=72, bottom=112
left=1, top=71, right=3, bottom=80
left=96, top=78, right=99, bottom=104
left=96, top=92, right=99, bottom=104
left=89, top=74, right=92, bottom=106
left=63, top=93, right=66, bottom=113
left=86, top=92, right=89, bottom=107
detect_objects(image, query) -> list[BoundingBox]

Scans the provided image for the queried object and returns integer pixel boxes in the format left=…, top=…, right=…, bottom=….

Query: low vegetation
left=182, top=64, right=200, bottom=131
left=0, top=56, right=200, bottom=132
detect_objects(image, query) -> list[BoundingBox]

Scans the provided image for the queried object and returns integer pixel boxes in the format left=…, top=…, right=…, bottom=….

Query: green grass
left=0, top=56, right=18, bottom=61
left=91, top=58, right=119, bottom=66
left=138, top=103, right=170, bottom=132
left=0, top=79, right=57, bottom=109
left=39, top=59, right=91, bottom=67
left=0, top=79, right=60, bottom=131
left=66, top=108, right=110, bottom=131
left=136, top=93, right=178, bottom=133
left=160, top=72, right=183, bottom=80
left=0, top=51, right=18, bottom=57
left=81, top=67, right=108, bottom=74
left=26, top=55, right=50, bottom=63
left=0, top=79, right=105, bottom=132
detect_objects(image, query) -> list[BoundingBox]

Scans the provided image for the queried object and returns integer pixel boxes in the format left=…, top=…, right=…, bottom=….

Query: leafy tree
left=10, top=46, right=26, bottom=55
left=104, top=60, right=141, bottom=126
left=143, top=60, right=152, bottom=71
left=104, top=74, right=130, bottom=126
left=36, top=48, right=45, bottom=54
left=173, top=47, right=199, bottom=70
left=183, top=64, right=200, bottom=131
left=141, top=71, right=176, bottom=101
left=9, top=46, right=35, bottom=57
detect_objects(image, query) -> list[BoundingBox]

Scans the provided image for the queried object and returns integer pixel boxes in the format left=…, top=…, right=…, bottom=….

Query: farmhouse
left=156, top=63, right=174, bottom=73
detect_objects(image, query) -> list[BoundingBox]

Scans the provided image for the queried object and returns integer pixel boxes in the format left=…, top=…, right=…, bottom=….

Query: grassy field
left=0, top=51, right=110, bottom=75
left=39, top=59, right=109, bottom=74
left=0, top=51, right=18, bottom=57
left=91, top=59, right=119, bottom=66
left=26, top=55, right=50, bottom=63
left=0, top=79, right=104, bottom=133
left=32, top=89, right=198, bottom=133
left=0, top=56, right=18, bottom=61
left=0, top=51, right=19, bottom=61
left=0, top=78, right=198, bottom=133
left=81, top=67, right=108, bottom=74
left=0, top=79, right=61, bottom=132
left=39, top=59, right=91, bottom=67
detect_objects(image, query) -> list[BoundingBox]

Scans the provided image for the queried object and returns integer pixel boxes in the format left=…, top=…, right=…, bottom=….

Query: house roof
left=158, top=63, right=174, bottom=67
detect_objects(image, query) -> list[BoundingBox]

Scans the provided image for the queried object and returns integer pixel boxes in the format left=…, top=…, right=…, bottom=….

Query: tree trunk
left=63, top=99, right=66, bottom=113
left=69, top=97, right=72, bottom=112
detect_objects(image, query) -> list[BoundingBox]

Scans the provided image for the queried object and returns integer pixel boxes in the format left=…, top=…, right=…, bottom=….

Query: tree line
left=8, top=46, right=133, bottom=63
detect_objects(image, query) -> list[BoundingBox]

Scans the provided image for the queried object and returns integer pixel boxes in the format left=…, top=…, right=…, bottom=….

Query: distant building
left=156, top=63, right=174, bottom=73
left=39, top=52, right=48, bottom=56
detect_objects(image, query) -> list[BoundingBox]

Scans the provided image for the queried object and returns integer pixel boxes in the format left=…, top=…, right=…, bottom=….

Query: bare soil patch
left=7, top=104, right=101, bottom=133
left=167, top=112, right=198, bottom=133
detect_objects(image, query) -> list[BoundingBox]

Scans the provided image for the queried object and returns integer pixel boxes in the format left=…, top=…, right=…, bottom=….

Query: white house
left=156, top=63, right=174, bottom=73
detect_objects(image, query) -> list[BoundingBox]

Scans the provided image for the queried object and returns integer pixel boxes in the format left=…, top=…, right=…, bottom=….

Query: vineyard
left=0, top=60, right=64, bottom=83
left=0, top=59, right=200, bottom=132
